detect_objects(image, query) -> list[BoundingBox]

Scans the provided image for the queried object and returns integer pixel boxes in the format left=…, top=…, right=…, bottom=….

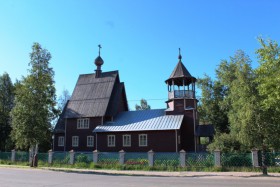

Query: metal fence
left=221, top=153, right=252, bottom=167
left=186, top=152, right=214, bottom=167
left=1, top=150, right=280, bottom=168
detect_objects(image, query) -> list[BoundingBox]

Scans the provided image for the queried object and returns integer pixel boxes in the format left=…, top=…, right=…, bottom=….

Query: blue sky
left=1, top=0, right=280, bottom=109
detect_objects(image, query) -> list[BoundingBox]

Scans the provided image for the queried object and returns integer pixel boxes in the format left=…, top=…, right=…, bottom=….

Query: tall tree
left=57, top=88, right=71, bottom=111
left=11, top=43, right=58, bottom=151
left=0, top=72, right=14, bottom=151
left=204, top=50, right=256, bottom=152
left=197, top=76, right=229, bottom=133
left=254, top=38, right=280, bottom=150
left=135, top=99, right=151, bottom=110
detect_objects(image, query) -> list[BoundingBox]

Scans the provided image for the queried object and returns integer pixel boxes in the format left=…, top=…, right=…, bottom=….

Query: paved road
left=0, top=168, right=280, bottom=187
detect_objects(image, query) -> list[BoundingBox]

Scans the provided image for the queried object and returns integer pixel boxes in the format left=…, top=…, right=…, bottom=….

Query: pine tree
left=0, top=72, right=14, bottom=151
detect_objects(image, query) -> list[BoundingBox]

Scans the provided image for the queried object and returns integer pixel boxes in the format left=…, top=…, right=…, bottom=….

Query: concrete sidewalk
left=43, top=167, right=280, bottom=178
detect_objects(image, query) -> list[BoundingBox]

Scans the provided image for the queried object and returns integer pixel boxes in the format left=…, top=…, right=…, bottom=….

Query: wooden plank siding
left=96, top=130, right=179, bottom=152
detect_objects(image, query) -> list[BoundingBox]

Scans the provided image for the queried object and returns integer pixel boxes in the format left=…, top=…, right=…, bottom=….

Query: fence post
left=214, top=149, right=221, bottom=167
left=251, top=148, right=259, bottom=167
left=48, top=150, right=53, bottom=164
left=119, top=150, right=125, bottom=165
left=11, top=150, right=16, bottom=162
left=179, top=149, right=186, bottom=167
left=148, top=150, right=154, bottom=167
left=93, top=150, right=99, bottom=164
left=69, top=150, right=75, bottom=165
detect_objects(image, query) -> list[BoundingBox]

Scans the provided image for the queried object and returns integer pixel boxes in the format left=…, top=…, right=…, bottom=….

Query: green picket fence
left=1, top=151, right=280, bottom=168
left=52, top=152, right=69, bottom=165
left=98, top=152, right=119, bottom=165
left=261, top=152, right=280, bottom=167
left=221, top=153, right=252, bottom=167
left=154, top=152, right=179, bottom=167
left=186, top=153, right=214, bottom=167
left=15, top=152, right=29, bottom=162
left=75, top=152, right=93, bottom=163
left=0, top=152, right=11, bottom=161
left=37, top=153, right=49, bottom=163
left=124, top=152, right=148, bottom=166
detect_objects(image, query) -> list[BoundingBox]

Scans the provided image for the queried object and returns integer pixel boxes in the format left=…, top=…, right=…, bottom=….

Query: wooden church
left=53, top=47, right=213, bottom=152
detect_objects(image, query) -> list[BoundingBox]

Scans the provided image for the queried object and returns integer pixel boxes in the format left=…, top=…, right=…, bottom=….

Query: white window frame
left=87, top=136, right=94, bottom=147
left=72, top=136, right=79, bottom=147
left=107, top=135, right=115, bottom=147
left=122, top=135, right=131, bottom=147
left=139, top=134, right=147, bottom=147
left=77, top=118, right=90, bottom=129
left=58, top=136, right=64, bottom=147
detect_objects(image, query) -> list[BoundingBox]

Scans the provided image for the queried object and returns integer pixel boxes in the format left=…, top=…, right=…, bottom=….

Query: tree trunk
left=261, top=145, right=268, bottom=175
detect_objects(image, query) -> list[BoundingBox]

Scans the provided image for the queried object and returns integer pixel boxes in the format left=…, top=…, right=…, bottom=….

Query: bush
left=76, top=154, right=90, bottom=164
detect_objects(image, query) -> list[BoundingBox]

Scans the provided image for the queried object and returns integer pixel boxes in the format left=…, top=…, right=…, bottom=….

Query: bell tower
left=165, top=48, right=198, bottom=152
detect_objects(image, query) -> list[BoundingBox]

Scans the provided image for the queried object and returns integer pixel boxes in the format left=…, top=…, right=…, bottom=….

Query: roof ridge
left=79, top=70, right=119, bottom=76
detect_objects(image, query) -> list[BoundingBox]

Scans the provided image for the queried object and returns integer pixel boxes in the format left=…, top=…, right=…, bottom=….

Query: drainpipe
left=96, top=133, right=98, bottom=151
left=64, top=118, right=67, bottom=152
left=193, top=109, right=196, bottom=153
left=175, top=130, right=178, bottom=152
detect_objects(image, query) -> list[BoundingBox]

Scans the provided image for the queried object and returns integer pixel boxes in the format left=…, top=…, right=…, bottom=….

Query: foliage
left=0, top=72, right=14, bottom=151
left=254, top=38, right=280, bottom=150
left=135, top=99, right=151, bottom=110
left=57, top=88, right=70, bottom=112
left=207, top=133, right=244, bottom=152
left=222, top=153, right=252, bottom=167
left=200, top=43, right=280, bottom=154
left=76, top=154, right=90, bottom=163
left=11, top=43, right=58, bottom=151
left=197, top=76, right=229, bottom=133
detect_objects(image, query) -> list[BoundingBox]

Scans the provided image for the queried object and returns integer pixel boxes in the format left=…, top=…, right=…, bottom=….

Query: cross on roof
left=98, top=44, right=102, bottom=56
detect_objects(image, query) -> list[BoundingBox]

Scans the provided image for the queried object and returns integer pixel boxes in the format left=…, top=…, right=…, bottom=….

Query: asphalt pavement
left=0, top=166, right=280, bottom=187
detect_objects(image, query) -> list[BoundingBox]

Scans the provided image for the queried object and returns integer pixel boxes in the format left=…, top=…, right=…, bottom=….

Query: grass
left=1, top=159, right=280, bottom=173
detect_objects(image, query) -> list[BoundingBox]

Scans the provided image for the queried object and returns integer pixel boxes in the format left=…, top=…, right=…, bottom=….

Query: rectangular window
left=107, top=135, right=115, bottom=147
left=77, top=118, right=90, bottom=129
left=87, top=136, right=94, bottom=147
left=58, top=136, right=64, bottom=147
left=72, top=136, right=79, bottom=147
left=139, top=134, right=147, bottom=147
left=123, top=135, right=131, bottom=147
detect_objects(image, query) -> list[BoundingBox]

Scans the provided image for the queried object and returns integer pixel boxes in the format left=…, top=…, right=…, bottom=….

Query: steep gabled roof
left=105, top=82, right=128, bottom=117
left=53, top=100, right=69, bottom=133
left=64, top=71, right=119, bottom=118
left=94, top=109, right=183, bottom=132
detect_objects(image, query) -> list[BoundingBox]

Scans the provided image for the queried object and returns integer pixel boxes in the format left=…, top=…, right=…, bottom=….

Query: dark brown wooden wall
left=165, top=98, right=198, bottom=152
left=53, top=133, right=65, bottom=151
left=62, top=117, right=102, bottom=152
left=96, top=130, right=178, bottom=152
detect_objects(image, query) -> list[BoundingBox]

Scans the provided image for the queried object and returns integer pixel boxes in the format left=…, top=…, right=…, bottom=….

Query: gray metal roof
left=94, top=109, right=184, bottom=132
left=64, top=71, right=119, bottom=118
